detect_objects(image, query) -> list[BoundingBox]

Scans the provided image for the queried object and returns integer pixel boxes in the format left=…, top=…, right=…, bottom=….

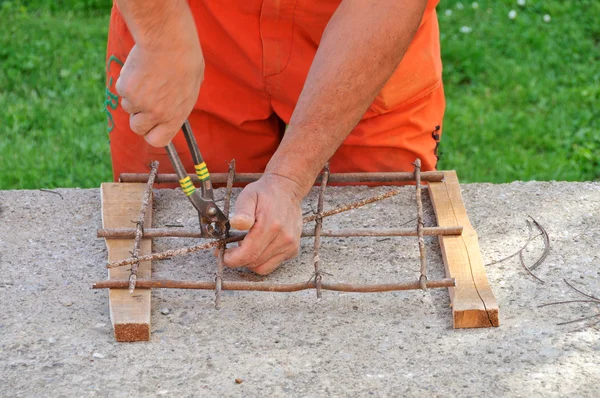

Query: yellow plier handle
left=165, top=120, right=229, bottom=238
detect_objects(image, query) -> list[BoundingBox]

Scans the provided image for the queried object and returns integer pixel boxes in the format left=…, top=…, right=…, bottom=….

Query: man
left=105, top=0, right=444, bottom=275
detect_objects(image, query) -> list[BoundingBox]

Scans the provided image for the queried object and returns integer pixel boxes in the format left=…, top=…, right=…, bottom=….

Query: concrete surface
left=0, top=181, right=599, bottom=397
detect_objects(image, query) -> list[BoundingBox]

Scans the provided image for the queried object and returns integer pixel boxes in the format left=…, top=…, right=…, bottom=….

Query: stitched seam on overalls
left=264, top=0, right=299, bottom=78
left=258, top=0, right=273, bottom=100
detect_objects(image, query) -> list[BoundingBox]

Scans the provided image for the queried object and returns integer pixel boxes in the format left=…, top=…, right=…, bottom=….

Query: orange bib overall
left=105, top=0, right=444, bottom=182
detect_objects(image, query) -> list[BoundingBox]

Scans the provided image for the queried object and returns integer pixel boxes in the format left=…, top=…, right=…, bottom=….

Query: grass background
left=1, top=0, right=598, bottom=189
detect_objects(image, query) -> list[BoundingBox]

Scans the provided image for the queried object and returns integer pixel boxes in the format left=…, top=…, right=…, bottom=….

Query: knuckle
left=281, top=232, right=297, bottom=246
left=144, top=125, right=175, bottom=147
left=144, top=134, right=164, bottom=147
left=120, top=100, right=133, bottom=113
left=147, top=108, right=164, bottom=122
left=246, top=251, right=261, bottom=263
left=269, top=222, right=282, bottom=234
left=115, top=77, right=129, bottom=97
left=115, top=78, right=124, bottom=95
left=130, top=114, right=153, bottom=137
left=157, top=109, right=170, bottom=122
left=130, top=121, right=146, bottom=136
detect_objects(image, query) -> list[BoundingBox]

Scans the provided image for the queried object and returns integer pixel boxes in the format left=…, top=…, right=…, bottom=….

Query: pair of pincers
left=164, top=120, right=229, bottom=238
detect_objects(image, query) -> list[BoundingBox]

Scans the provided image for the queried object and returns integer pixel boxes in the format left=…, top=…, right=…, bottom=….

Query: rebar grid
left=303, top=187, right=406, bottom=223
left=97, top=159, right=459, bottom=301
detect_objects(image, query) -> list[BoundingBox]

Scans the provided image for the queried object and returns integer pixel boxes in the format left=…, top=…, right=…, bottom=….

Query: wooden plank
left=101, top=183, right=153, bottom=341
left=428, top=171, right=499, bottom=328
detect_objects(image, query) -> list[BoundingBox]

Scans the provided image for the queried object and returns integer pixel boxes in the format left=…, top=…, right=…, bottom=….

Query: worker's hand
left=223, top=174, right=304, bottom=275
left=115, top=23, right=203, bottom=147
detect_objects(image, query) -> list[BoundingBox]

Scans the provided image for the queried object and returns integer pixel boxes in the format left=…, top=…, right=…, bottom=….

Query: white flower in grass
left=460, top=26, right=473, bottom=34
left=472, top=2, right=479, bottom=9
left=445, top=9, right=453, bottom=16
left=517, top=0, right=526, bottom=6
left=508, top=10, right=517, bottom=19
left=543, top=14, right=551, bottom=23
left=456, top=2, right=464, bottom=10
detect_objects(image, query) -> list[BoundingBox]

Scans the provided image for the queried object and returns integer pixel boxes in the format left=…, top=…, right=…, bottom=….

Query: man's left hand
left=222, top=174, right=304, bottom=275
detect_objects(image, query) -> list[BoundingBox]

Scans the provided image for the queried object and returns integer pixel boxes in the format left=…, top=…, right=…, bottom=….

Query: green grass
left=438, top=0, right=600, bottom=181
left=0, top=1, right=112, bottom=189
left=0, top=0, right=598, bottom=189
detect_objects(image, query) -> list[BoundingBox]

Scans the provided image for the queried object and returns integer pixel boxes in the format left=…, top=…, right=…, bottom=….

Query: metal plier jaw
left=165, top=120, right=230, bottom=238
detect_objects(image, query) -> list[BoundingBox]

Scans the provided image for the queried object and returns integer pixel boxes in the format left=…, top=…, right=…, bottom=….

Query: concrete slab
left=0, top=181, right=599, bottom=397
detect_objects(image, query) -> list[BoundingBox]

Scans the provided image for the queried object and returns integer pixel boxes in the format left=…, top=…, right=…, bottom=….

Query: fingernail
left=230, top=214, right=254, bottom=230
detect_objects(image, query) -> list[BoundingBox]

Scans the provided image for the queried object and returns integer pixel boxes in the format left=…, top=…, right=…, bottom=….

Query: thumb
left=230, top=187, right=257, bottom=231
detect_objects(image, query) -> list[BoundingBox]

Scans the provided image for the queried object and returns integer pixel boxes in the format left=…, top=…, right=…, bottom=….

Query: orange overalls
left=105, top=0, right=444, bottom=182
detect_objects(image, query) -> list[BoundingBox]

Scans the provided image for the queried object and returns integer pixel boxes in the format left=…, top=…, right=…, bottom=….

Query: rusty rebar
left=215, top=249, right=224, bottom=308
left=119, top=171, right=445, bottom=184
left=98, top=226, right=462, bottom=239
left=311, top=227, right=462, bottom=237
left=414, top=159, right=427, bottom=290
left=128, top=160, right=159, bottom=293
left=93, top=278, right=456, bottom=292
left=215, top=159, right=236, bottom=309
left=104, top=226, right=463, bottom=269
left=222, top=161, right=236, bottom=216
left=312, top=164, right=330, bottom=298
left=303, top=187, right=407, bottom=223
left=107, top=234, right=245, bottom=269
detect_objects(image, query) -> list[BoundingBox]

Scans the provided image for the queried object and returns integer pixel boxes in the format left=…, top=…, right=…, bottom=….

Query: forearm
left=265, top=0, right=428, bottom=197
left=115, top=0, right=198, bottom=49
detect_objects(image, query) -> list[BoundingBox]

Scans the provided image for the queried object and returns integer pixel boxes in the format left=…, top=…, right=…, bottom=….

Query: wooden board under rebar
left=429, top=171, right=499, bottom=328
left=101, top=183, right=153, bottom=341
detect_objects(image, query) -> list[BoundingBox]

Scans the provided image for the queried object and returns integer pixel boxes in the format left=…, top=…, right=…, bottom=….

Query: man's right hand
left=115, top=0, right=203, bottom=147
